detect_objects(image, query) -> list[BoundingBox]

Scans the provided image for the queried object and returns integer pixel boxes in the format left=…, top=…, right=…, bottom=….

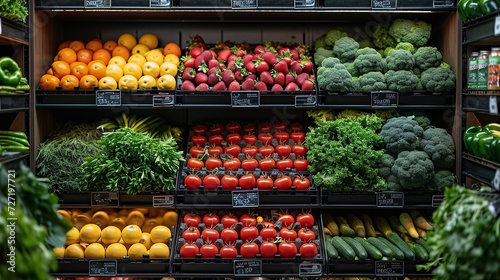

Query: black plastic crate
left=0, top=94, right=28, bottom=112
left=321, top=190, right=444, bottom=208
left=258, top=0, right=316, bottom=8
left=323, top=0, right=371, bottom=8
left=397, top=0, right=454, bottom=8
left=0, top=16, right=29, bottom=42
left=112, top=0, right=171, bottom=8
left=36, top=0, right=85, bottom=8
left=57, top=190, right=175, bottom=208
left=177, top=0, right=231, bottom=8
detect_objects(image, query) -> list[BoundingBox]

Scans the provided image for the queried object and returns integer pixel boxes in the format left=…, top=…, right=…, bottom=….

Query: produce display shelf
left=36, top=0, right=171, bottom=9
left=57, top=190, right=175, bottom=208
left=321, top=191, right=445, bottom=209
left=462, top=12, right=500, bottom=45
left=0, top=152, right=29, bottom=170
left=325, top=259, right=433, bottom=277
left=462, top=153, right=499, bottom=185
left=0, top=16, right=29, bottom=45
left=53, top=258, right=169, bottom=277
left=0, top=93, right=29, bottom=113
left=321, top=0, right=454, bottom=9
left=463, top=92, right=500, bottom=114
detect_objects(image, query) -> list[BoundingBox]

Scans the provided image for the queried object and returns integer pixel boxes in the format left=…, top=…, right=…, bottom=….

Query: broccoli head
left=413, top=46, right=443, bottom=70
left=352, top=76, right=361, bottom=90
left=317, top=64, right=353, bottom=92
left=395, top=42, right=416, bottom=54
left=383, top=47, right=394, bottom=58
left=412, top=66, right=422, bottom=78
left=428, top=169, right=456, bottom=192
left=314, top=34, right=328, bottom=50
left=388, top=18, right=432, bottom=47
left=325, top=28, right=348, bottom=47
left=378, top=153, right=402, bottom=191
left=391, top=150, right=435, bottom=190
left=372, top=24, right=397, bottom=49
left=359, top=71, right=387, bottom=91
left=401, top=110, right=431, bottom=130
left=333, top=36, right=360, bottom=63
left=321, top=56, right=341, bottom=68
left=420, top=127, right=455, bottom=169
left=353, top=47, right=385, bottom=75
left=314, top=47, right=334, bottom=66
left=380, top=116, right=424, bottom=155
left=344, top=62, right=360, bottom=77
left=420, top=65, right=456, bottom=93
left=385, top=70, right=419, bottom=93
left=386, top=49, right=415, bottom=71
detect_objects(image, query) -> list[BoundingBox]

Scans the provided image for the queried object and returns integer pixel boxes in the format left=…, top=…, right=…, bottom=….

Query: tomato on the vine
left=243, top=134, right=257, bottom=145
left=276, top=158, right=293, bottom=171
left=243, top=123, right=256, bottom=134
left=209, top=134, right=224, bottom=146
left=239, top=173, right=256, bottom=190
left=224, top=144, right=241, bottom=158
left=273, top=122, right=287, bottom=131
left=187, top=157, right=204, bottom=170
left=221, top=174, right=238, bottom=190
left=223, top=157, right=241, bottom=171
left=226, top=133, right=242, bottom=145
left=274, top=131, right=290, bottom=143
left=221, top=213, right=238, bottom=228
left=242, top=145, right=258, bottom=158
left=220, top=244, right=238, bottom=259
left=189, top=145, right=205, bottom=158
left=191, top=135, right=207, bottom=146
left=260, top=240, right=278, bottom=258
left=258, top=123, right=271, bottom=132
left=221, top=228, right=238, bottom=244
left=205, top=156, right=222, bottom=170
left=259, top=157, right=276, bottom=171
left=274, top=174, right=292, bottom=190
left=298, top=228, right=316, bottom=242
left=278, top=241, right=298, bottom=258
left=258, top=145, right=275, bottom=157
left=240, top=213, right=257, bottom=226
left=296, top=212, right=315, bottom=228
left=240, top=225, right=259, bottom=241
left=209, top=123, right=223, bottom=135
left=201, top=228, right=220, bottom=242
left=299, top=242, right=318, bottom=258
left=279, top=227, right=297, bottom=241
left=202, top=213, right=220, bottom=227
left=292, top=143, right=307, bottom=157
left=207, top=145, right=223, bottom=157
left=225, top=122, right=241, bottom=133
left=182, top=227, right=201, bottom=242
left=184, top=174, right=202, bottom=189
left=183, top=213, right=201, bottom=227
left=290, top=131, right=305, bottom=143
left=240, top=241, right=259, bottom=258
left=260, top=226, right=277, bottom=241
left=278, top=213, right=295, bottom=227
left=200, top=242, right=218, bottom=258
left=256, top=175, right=274, bottom=190
left=192, top=124, right=207, bottom=135
left=290, top=123, right=304, bottom=132
left=258, top=132, right=273, bottom=145
left=241, top=157, right=258, bottom=171
left=293, top=158, right=309, bottom=172
left=275, top=144, right=292, bottom=157
left=293, top=176, right=311, bottom=191
left=202, top=174, right=220, bottom=190
left=180, top=242, right=199, bottom=258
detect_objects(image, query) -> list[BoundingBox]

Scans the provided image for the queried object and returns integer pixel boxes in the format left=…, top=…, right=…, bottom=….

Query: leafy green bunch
left=0, top=0, right=28, bottom=22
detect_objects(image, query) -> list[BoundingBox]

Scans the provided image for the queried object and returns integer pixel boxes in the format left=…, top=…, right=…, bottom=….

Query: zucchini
left=335, top=215, right=355, bottom=237
left=374, top=216, right=393, bottom=237
left=341, top=236, right=368, bottom=260
left=346, top=214, right=366, bottom=237
left=415, top=226, right=427, bottom=239
left=407, top=242, right=429, bottom=261
left=330, top=235, right=356, bottom=260
left=0, top=130, right=27, bottom=139
left=323, top=212, right=340, bottom=236
left=377, top=237, right=405, bottom=260
left=360, top=214, right=377, bottom=238
left=0, top=138, right=29, bottom=147
left=367, top=237, right=395, bottom=259
left=410, top=210, right=433, bottom=231
left=387, top=232, right=414, bottom=260
left=353, top=237, right=383, bottom=260
left=415, top=237, right=430, bottom=253
left=388, top=215, right=408, bottom=235
left=399, top=212, right=419, bottom=239
left=324, top=235, right=339, bottom=259
left=1, top=146, right=29, bottom=152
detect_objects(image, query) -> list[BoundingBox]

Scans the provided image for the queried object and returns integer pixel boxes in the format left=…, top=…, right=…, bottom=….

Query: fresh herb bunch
left=0, top=0, right=28, bottom=23
left=81, top=127, right=184, bottom=194
left=305, top=114, right=387, bottom=191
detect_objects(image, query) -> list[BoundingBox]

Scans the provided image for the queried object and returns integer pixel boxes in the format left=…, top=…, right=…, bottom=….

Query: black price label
left=432, top=194, right=445, bottom=208
left=376, top=192, right=404, bottom=207
left=96, top=90, right=121, bottom=106
left=232, top=0, right=258, bottom=9
left=234, top=260, right=262, bottom=276
left=492, top=168, right=500, bottom=191
left=294, top=0, right=315, bottom=8
left=295, top=95, right=317, bottom=107
left=433, top=0, right=454, bottom=7
left=232, top=191, right=259, bottom=207
left=151, top=0, right=171, bottom=7
left=91, top=192, right=119, bottom=207
left=231, top=91, right=260, bottom=107
left=371, top=91, right=398, bottom=107
left=371, top=0, right=396, bottom=9
left=85, top=0, right=111, bottom=8
left=488, top=200, right=500, bottom=217
left=375, top=261, right=404, bottom=276
left=153, top=94, right=175, bottom=107
left=89, top=260, right=117, bottom=276
left=152, top=195, right=174, bottom=207
left=299, top=263, right=322, bottom=277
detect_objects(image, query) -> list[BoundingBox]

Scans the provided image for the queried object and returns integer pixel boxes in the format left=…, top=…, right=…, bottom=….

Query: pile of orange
left=39, top=33, right=182, bottom=92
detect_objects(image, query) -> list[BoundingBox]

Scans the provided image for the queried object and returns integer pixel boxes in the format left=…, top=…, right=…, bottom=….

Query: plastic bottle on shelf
left=468, top=51, right=479, bottom=89
left=477, top=50, right=490, bottom=89
left=488, top=47, right=500, bottom=89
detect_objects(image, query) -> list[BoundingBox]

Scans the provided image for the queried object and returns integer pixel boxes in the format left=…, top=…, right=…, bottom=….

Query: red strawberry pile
left=179, top=35, right=315, bottom=92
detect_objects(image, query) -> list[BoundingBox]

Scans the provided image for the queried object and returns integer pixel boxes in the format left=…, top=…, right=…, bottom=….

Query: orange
left=76, top=48, right=94, bottom=64
left=103, top=40, right=118, bottom=52
left=70, top=63, right=89, bottom=80
left=88, top=60, right=107, bottom=80
left=93, top=48, right=111, bottom=65
left=111, top=45, right=130, bottom=61
left=60, top=74, right=80, bottom=90
left=58, top=47, right=77, bottom=64
left=163, top=42, right=181, bottom=57
left=79, top=74, right=99, bottom=90
left=57, top=40, right=72, bottom=52
left=162, top=210, right=178, bottom=229
left=39, top=74, right=60, bottom=90
left=51, top=60, right=71, bottom=79
left=69, top=40, right=85, bottom=52
left=85, top=39, right=103, bottom=52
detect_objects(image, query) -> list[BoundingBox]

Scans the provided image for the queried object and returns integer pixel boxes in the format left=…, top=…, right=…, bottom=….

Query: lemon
left=85, top=243, right=105, bottom=258
left=128, top=53, right=147, bottom=68
left=145, top=49, right=164, bottom=65
left=65, top=226, right=80, bottom=245
left=164, top=54, right=180, bottom=67
left=121, top=224, right=142, bottom=244
left=148, top=243, right=170, bottom=258
left=157, top=74, right=176, bottom=90
left=119, top=75, right=139, bottom=91
left=65, top=244, right=85, bottom=258
left=117, top=32, right=137, bottom=51
left=105, top=64, right=124, bottom=82
left=139, top=232, right=153, bottom=250
left=150, top=225, right=171, bottom=244
left=131, top=43, right=151, bottom=56
left=101, top=225, right=122, bottom=245
left=53, top=247, right=66, bottom=258
left=128, top=243, right=148, bottom=258
left=138, top=75, right=157, bottom=89
left=105, top=243, right=128, bottom=258
left=159, top=61, right=178, bottom=77
left=142, top=61, right=160, bottom=77
left=139, top=33, right=159, bottom=50
left=99, top=76, right=118, bottom=90
left=79, top=224, right=102, bottom=243
left=123, top=62, right=143, bottom=80
left=108, top=56, right=127, bottom=69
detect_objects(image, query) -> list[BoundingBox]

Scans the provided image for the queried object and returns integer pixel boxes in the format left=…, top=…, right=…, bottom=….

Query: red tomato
left=223, top=157, right=241, bottom=171
left=261, top=218, right=275, bottom=228
left=274, top=131, right=290, bottom=143
left=239, top=173, right=256, bottom=190
left=258, top=132, right=273, bottom=145
left=202, top=174, right=220, bottom=190
left=260, top=240, right=278, bottom=258
left=184, top=174, right=202, bottom=189
left=258, top=123, right=271, bottom=132
left=226, top=133, right=242, bottom=145
left=292, top=143, right=307, bottom=157
left=278, top=213, right=295, bottom=227
left=279, top=227, right=297, bottom=241
left=191, top=135, right=207, bottom=146
left=279, top=241, right=298, bottom=258
left=259, top=157, right=276, bottom=171
left=209, top=134, right=224, bottom=146
left=189, top=145, right=205, bottom=157
left=243, top=134, right=257, bottom=145
left=241, top=157, right=258, bottom=171
left=182, top=227, right=201, bottom=242
left=192, top=124, right=207, bottom=135
left=299, top=242, right=318, bottom=258
left=290, top=131, right=305, bottom=143
left=201, top=228, right=220, bottom=242
left=275, top=144, right=292, bottom=157
left=179, top=242, right=199, bottom=258
left=240, top=241, right=260, bottom=258
left=221, top=228, right=238, bottom=244
left=274, top=174, right=292, bottom=190
left=209, top=123, right=224, bottom=135
left=242, top=145, right=258, bottom=158
left=205, top=156, right=222, bottom=170
left=260, top=226, right=277, bottom=241
left=220, top=244, right=238, bottom=258
left=256, top=175, right=274, bottom=190
left=221, top=213, right=238, bottom=228
left=273, top=122, right=287, bottom=131
left=293, top=158, right=309, bottom=172
left=240, top=225, right=259, bottom=241
left=276, top=158, right=293, bottom=171
left=221, top=174, right=238, bottom=190
left=224, top=144, right=241, bottom=157
left=225, top=122, right=241, bottom=133
left=200, top=242, right=218, bottom=258
left=202, top=213, right=220, bottom=227
left=293, top=176, right=311, bottom=191
left=184, top=213, right=201, bottom=227
left=298, top=228, right=316, bottom=242
left=296, top=212, right=315, bottom=228
left=240, top=213, right=257, bottom=226
left=290, top=123, right=304, bottom=132
left=187, top=157, right=204, bottom=170
left=258, top=145, right=275, bottom=157
left=207, top=145, right=223, bottom=157
left=243, top=123, right=256, bottom=133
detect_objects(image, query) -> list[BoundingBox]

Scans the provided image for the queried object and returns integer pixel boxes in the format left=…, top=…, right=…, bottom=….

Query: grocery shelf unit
left=32, top=2, right=460, bottom=279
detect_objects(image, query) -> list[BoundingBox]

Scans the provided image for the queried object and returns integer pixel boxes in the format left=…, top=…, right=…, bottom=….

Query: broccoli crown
left=344, top=62, right=359, bottom=77
left=359, top=71, right=387, bottom=91
left=314, top=47, right=334, bottom=66
left=391, top=150, right=435, bottom=190
left=383, top=47, right=394, bottom=58
left=352, top=76, right=361, bottom=90
left=333, top=36, right=360, bottom=63
left=372, top=24, right=397, bottom=49
left=420, top=127, right=455, bottom=169
left=386, top=49, right=415, bottom=71
left=325, top=28, right=348, bottom=46
left=353, top=47, right=384, bottom=75
left=357, top=38, right=375, bottom=49
left=420, top=66, right=456, bottom=93
left=385, top=69, right=419, bottom=93
left=388, top=18, right=432, bottom=47
left=429, top=169, right=456, bottom=192
left=317, top=64, right=353, bottom=92
left=412, top=66, right=422, bottom=77
left=402, top=110, right=431, bottom=130
left=321, top=56, right=341, bottom=68
left=380, top=116, right=424, bottom=155
left=413, top=46, right=443, bottom=70
left=379, top=153, right=395, bottom=177
left=395, top=42, right=416, bottom=54
left=314, top=34, right=328, bottom=50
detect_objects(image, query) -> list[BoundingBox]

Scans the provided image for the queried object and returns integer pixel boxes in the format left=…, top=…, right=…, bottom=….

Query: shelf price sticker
left=488, top=200, right=500, bottom=217
left=234, top=260, right=262, bottom=276
left=96, top=90, right=121, bottom=106
left=153, top=94, right=175, bottom=107
left=299, top=263, right=322, bottom=277
left=231, top=0, right=257, bottom=9
left=492, top=168, right=500, bottom=191
left=152, top=195, right=174, bottom=207
left=375, top=261, right=404, bottom=277
left=232, top=190, right=259, bottom=207
left=371, top=0, right=396, bottom=9
left=295, top=95, right=317, bottom=107
left=151, top=0, right=171, bottom=7
left=89, top=260, right=117, bottom=276
left=489, top=96, right=498, bottom=114
left=85, top=0, right=111, bottom=8
left=495, top=16, right=500, bottom=36
left=294, top=0, right=315, bottom=8
left=432, top=194, right=445, bottom=208
left=433, top=0, right=454, bottom=7
left=371, top=91, right=398, bottom=107
left=376, top=192, right=404, bottom=207
left=91, top=192, right=119, bottom=207
left=231, top=91, right=260, bottom=107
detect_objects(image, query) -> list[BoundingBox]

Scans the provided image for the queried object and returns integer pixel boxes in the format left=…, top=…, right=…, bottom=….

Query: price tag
left=96, top=90, right=121, bottom=106
left=298, top=263, right=322, bottom=277
left=89, top=260, right=117, bottom=276
left=432, top=195, right=445, bottom=208
left=232, top=191, right=259, bottom=207
left=489, top=96, right=498, bottom=114
left=295, top=95, right=317, bottom=107
left=294, top=0, right=315, bottom=8
left=371, top=91, right=398, bottom=107
left=495, top=16, right=500, bottom=36
left=90, top=192, right=119, bottom=207
left=433, top=0, right=454, bottom=7
left=232, top=0, right=258, bottom=9
left=0, top=18, right=2, bottom=35
left=151, top=0, right=171, bottom=7
left=371, top=0, right=396, bottom=9
left=491, top=168, right=500, bottom=191
left=152, top=195, right=174, bottom=207
left=153, top=94, right=175, bottom=107
left=375, top=261, right=404, bottom=276
left=376, top=192, right=404, bottom=207
left=231, top=91, right=260, bottom=107
left=488, top=200, right=500, bottom=217
left=84, top=0, right=111, bottom=8
left=234, top=260, right=262, bottom=276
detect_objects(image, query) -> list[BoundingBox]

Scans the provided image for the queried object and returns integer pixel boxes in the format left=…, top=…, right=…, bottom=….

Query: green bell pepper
left=464, top=123, right=500, bottom=162
left=458, top=0, right=471, bottom=21
left=479, top=0, right=499, bottom=14
left=0, top=57, right=22, bottom=87
left=465, top=0, right=485, bottom=20
left=464, top=125, right=482, bottom=154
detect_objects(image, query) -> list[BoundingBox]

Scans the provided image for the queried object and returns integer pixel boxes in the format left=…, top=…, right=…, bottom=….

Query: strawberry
left=194, top=55, right=206, bottom=69
left=228, top=80, right=240, bottom=91
left=200, top=50, right=213, bottom=62
left=245, top=60, right=257, bottom=74
left=290, top=49, right=299, bottom=60
left=207, top=67, right=218, bottom=76
left=207, top=72, right=220, bottom=86
left=221, top=70, right=235, bottom=85
left=261, top=51, right=277, bottom=65
left=285, top=73, right=296, bottom=85
left=243, top=54, right=255, bottom=65
left=241, top=78, right=255, bottom=90
left=231, top=46, right=246, bottom=57
left=285, top=82, right=299, bottom=91
left=289, top=60, right=303, bottom=75
left=195, top=82, right=209, bottom=91
left=295, top=72, right=309, bottom=86
left=189, top=46, right=202, bottom=58
left=213, top=80, right=227, bottom=91
left=227, top=54, right=238, bottom=64
left=259, top=71, right=274, bottom=85
left=182, top=67, right=196, bottom=81
left=253, top=45, right=265, bottom=54
left=256, top=60, right=269, bottom=74
left=301, top=57, right=314, bottom=74
left=182, top=56, right=195, bottom=68
left=208, top=59, right=219, bottom=69
left=274, top=60, right=288, bottom=74
left=272, top=71, right=285, bottom=87
left=254, top=81, right=268, bottom=92
left=301, top=79, right=315, bottom=91
left=209, top=50, right=217, bottom=60
left=180, top=80, right=195, bottom=91
left=195, top=72, right=208, bottom=84
left=217, top=49, right=232, bottom=62
left=246, top=73, right=257, bottom=81
left=271, top=83, right=284, bottom=92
